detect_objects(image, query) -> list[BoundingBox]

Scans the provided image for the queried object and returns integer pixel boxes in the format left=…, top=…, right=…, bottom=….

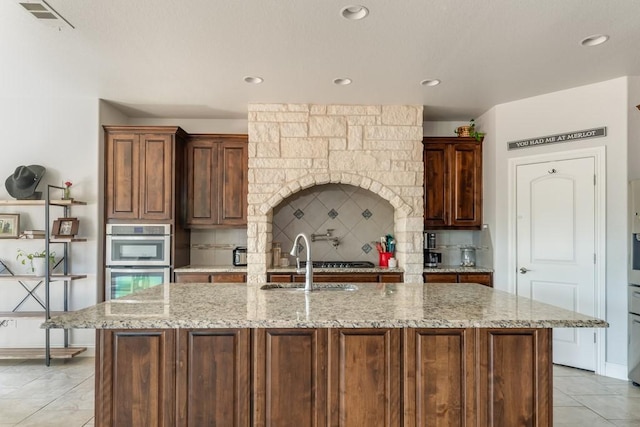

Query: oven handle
left=106, top=235, right=169, bottom=240
left=106, top=267, right=170, bottom=274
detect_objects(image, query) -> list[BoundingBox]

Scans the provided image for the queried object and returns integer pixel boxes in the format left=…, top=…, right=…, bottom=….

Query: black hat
left=5, top=165, right=46, bottom=199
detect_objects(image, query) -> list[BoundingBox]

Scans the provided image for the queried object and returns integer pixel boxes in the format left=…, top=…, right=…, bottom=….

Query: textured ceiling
left=3, top=0, right=640, bottom=120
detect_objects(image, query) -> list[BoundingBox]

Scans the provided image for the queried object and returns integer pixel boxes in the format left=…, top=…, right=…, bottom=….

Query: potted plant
left=455, top=119, right=485, bottom=141
left=16, top=249, right=55, bottom=276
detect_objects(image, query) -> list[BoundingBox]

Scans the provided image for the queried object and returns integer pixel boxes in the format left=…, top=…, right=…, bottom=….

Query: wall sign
left=507, top=127, right=606, bottom=150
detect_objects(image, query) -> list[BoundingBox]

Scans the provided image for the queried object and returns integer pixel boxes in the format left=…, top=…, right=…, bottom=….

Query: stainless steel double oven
left=105, top=224, right=171, bottom=300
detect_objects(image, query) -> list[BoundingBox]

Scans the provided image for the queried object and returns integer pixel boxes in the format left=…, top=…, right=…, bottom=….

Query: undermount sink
left=260, top=284, right=359, bottom=292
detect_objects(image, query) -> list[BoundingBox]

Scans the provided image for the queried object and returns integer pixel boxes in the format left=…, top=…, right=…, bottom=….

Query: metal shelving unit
left=0, top=185, right=87, bottom=365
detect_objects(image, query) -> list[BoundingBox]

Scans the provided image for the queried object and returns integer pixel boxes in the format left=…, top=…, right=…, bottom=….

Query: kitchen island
left=44, top=282, right=607, bottom=427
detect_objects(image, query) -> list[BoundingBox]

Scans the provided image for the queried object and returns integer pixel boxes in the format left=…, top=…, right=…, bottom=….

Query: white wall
left=129, top=118, right=248, bottom=134
left=0, top=97, right=100, bottom=349
left=486, top=77, right=630, bottom=373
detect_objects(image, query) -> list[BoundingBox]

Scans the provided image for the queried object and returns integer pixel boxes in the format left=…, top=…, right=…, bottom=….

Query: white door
left=516, top=157, right=596, bottom=370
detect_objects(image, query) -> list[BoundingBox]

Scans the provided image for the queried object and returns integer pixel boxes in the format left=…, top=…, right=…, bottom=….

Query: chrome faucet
left=290, top=232, right=313, bottom=292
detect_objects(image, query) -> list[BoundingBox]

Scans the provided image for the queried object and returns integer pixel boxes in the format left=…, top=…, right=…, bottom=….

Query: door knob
left=519, top=267, right=530, bottom=274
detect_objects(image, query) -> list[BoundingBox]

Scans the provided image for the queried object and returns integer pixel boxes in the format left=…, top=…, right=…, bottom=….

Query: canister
left=460, top=247, right=476, bottom=267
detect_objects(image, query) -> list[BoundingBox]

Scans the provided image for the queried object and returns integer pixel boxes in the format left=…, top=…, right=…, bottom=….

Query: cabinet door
left=95, top=329, right=176, bottom=427
left=379, top=273, right=403, bottom=283
left=106, top=133, right=140, bottom=220
left=177, top=329, right=250, bottom=427
left=299, top=273, right=380, bottom=283
left=449, top=142, right=482, bottom=227
left=267, top=273, right=293, bottom=283
left=186, top=139, right=218, bottom=227
left=478, top=329, right=552, bottom=427
left=458, top=273, right=493, bottom=287
left=139, top=134, right=173, bottom=220
left=253, top=328, right=328, bottom=426
left=219, top=140, right=248, bottom=226
left=423, top=142, right=449, bottom=228
left=185, top=136, right=248, bottom=227
left=424, top=273, right=458, bottom=283
left=423, top=137, right=483, bottom=229
left=174, top=273, right=212, bottom=283
left=404, top=328, right=476, bottom=426
left=329, top=329, right=401, bottom=426
left=210, top=273, right=246, bottom=283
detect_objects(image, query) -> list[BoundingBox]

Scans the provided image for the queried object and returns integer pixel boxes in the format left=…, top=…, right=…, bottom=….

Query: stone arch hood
left=247, top=103, right=426, bottom=284
left=258, top=175, right=414, bottom=218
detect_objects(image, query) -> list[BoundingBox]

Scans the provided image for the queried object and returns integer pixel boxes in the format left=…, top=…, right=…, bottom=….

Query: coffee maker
left=423, top=233, right=441, bottom=267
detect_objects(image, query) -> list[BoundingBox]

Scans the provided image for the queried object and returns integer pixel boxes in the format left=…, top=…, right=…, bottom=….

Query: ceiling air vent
left=19, top=1, right=74, bottom=29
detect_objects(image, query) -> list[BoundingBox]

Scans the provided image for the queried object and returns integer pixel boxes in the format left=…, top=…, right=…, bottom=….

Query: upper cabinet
left=105, top=126, right=187, bottom=222
left=423, top=137, right=483, bottom=230
left=185, top=134, right=248, bottom=228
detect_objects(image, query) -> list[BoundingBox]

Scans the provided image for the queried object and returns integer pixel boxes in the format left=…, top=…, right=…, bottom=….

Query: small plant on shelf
left=16, top=249, right=56, bottom=275
left=454, top=119, right=485, bottom=141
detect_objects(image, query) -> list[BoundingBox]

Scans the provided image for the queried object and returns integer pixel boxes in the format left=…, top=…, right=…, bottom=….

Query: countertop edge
left=43, top=319, right=608, bottom=330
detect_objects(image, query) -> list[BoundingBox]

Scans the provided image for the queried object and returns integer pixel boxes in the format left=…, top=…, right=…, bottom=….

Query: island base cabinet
left=403, top=329, right=477, bottom=427
left=176, top=329, right=250, bottom=427
left=329, top=329, right=401, bottom=427
left=478, top=329, right=552, bottom=427
left=95, top=330, right=177, bottom=427
left=94, top=327, right=552, bottom=426
left=253, top=329, right=328, bottom=427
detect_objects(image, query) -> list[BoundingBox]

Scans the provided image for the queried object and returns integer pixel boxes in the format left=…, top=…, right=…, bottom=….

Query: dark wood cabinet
left=267, top=272, right=403, bottom=283
left=105, top=126, right=187, bottom=222
left=185, top=134, right=248, bottom=228
left=329, top=328, right=401, bottom=426
left=174, top=272, right=247, bottom=283
left=176, top=329, right=250, bottom=426
left=253, top=328, right=328, bottom=426
left=95, top=329, right=177, bottom=427
left=478, top=328, right=552, bottom=426
left=423, top=137, right=482, bottom=229
left=404, top=328, right=476, bottom=426
left=95, top=326, right=552, bottom=426
left=424, top=272, right=493, bottom=287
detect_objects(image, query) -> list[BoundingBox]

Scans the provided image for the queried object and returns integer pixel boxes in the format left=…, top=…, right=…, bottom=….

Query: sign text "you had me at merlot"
left=507, top=127, right=606, bottom=150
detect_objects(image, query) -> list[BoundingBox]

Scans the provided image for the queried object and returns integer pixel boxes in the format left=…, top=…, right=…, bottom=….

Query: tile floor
left=0, top=357, right=639, bottom=426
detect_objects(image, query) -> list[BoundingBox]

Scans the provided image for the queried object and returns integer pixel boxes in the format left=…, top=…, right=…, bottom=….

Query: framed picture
left=52, top=217, right=79, bottom=238
left=0, top=214, right=20, bottom=238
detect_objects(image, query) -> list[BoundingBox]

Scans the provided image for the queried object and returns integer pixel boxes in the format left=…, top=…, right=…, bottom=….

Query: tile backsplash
left=190, top=228, right=248, bottom=266
left=272, top=183, right=394, bottom=264
left=424, top=226, right=493, bottom=267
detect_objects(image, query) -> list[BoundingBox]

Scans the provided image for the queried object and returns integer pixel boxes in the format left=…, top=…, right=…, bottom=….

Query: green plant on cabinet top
left=454, top=119, right=485, bottom=142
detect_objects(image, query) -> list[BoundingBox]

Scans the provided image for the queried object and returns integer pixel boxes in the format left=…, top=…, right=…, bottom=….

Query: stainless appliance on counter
left=105, top=224, right=171, bottom=300
left=630, top=283, right=640, bottom=385
left=233, top=246, right=247, bottom=266
left=424, top=232, right=441, bottom=267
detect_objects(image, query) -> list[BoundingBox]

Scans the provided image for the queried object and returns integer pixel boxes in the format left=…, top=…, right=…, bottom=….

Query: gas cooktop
left=300, top=261, right=375, bottom=268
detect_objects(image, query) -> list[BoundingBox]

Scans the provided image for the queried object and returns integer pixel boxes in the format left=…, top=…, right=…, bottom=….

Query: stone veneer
left=247, top=104, right=424, bottom=283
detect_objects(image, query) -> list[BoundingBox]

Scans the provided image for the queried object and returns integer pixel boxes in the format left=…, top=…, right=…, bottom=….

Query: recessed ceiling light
left=243, top=76, right=264, bottom=84
left=333, top=78, right=352, bottom=85
left=420, top=79, right=441, bottom=87
left=341, top=5, right=369, bottom=20
left=580, top=34, right=609, bottom=47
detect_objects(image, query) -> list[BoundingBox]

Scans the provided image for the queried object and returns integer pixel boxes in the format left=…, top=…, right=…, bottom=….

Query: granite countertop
left=43, top=282, right=607, bottom=330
